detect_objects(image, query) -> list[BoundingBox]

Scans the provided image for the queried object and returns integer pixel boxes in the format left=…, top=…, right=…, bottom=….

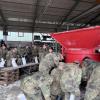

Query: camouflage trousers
left=84, top=88, right=100, bottom=100
left=23, top=85, right=51, bottom=100
left=39, top=53, right=45, bottom=62
left=6, top=60, right=12, bottom=67
left=84, top=95, right=100, bottom=100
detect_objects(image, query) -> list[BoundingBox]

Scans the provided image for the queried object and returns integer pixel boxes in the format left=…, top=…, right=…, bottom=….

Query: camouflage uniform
left=0, top=47, right=2, bottom=59
left=0, top=47, right=7, bottom=67
left=1, top=48, right=7, bottom=60
left=21, top=52, right=62, bottom=100
left=6, top=49, right=18, bottom=67
left=17, top=47, right=26, bottom=65
left=0, top=47, right=3, bottom=67
left=0, top=47, right=7, bottom=68
left=84, top=65, right=100, bottom=100
left=80, top=59, right=98, bottom=96
left=21, top=72, right=53, bottom=100
left=60, top=63, right=82, bottom=100
left=81, top=59, right=97, bottom=81
left=39, top=47, right=48, bottom=62
left=31, top=46, right=39, bottom=63
left=32, top=46, right=39, bottom=57
left=25, top=46, right=32, bottom=63
left=50, top=62, right=66, bottom=100
left=39, top=52, right=62, bottom=74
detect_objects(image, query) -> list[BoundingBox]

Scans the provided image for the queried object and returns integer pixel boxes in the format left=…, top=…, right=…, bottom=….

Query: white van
left=33, top=33, right=54, bottom=44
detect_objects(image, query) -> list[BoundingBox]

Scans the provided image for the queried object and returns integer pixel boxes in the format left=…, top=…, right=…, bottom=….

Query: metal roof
left=0, top=0, right=100, bottom=33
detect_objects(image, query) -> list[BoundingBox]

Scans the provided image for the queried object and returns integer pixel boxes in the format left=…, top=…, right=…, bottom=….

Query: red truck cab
left=51, top=26, right=100, bottom=63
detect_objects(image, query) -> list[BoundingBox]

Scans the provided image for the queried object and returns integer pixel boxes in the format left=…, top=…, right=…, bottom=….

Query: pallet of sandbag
left=0, top=69, right=19, bottom=85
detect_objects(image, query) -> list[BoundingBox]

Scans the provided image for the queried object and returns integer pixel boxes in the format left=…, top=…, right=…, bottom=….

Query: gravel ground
left=0, top=81, right=24, bottom=100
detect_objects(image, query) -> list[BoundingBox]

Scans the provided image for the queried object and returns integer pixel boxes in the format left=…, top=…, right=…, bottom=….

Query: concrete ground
left=0, top=80, right=85, bottom=100
left=0, top=81, right=26, bottom=100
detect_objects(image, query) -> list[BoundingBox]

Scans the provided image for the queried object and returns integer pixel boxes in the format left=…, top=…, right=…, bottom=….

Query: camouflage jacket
left=0, top=48, right=2, bottom=58
left=82, top=59, right=98, bottom=81
left=50, top=68, right=63, bottom=96
left=38, top=47, right=49, bottom=61
left=39, top=53, right=56, bottom=74
left=60, top=63, right=82, bottom=96
left=39, top=47, right=48, bottom=54
left=0, top=48, right=7, bottom=59
left=21, top=72, right=53, bottom=100
left=84, top=65, right=100, bottom=100
left=6, top=50, right=18, bottom=60
left=31, top=47, right=39, bottom=57
left=39, top=52, right=61, bottom=74
left=17, top=47, right=26, bottom=57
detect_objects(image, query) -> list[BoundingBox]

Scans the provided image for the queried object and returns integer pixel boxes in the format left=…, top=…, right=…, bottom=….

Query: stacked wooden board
left=0, top=69, right=19, bottom=85
left=0, top=63, right=39, bottom=85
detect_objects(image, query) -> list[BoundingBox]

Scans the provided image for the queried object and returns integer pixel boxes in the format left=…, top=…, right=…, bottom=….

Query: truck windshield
left=34, top=36, right=41, bottom=40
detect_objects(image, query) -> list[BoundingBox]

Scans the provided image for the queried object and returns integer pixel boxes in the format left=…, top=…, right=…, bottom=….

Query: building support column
left=3, top=26, right=8, bottom=45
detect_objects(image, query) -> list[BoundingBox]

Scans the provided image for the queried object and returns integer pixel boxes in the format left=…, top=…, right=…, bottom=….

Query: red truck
left=51, top=26, right=100, bottom=63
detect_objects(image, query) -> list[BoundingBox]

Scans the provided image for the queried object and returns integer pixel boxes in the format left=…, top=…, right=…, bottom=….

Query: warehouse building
left=0, top=0, right=100, bottom=100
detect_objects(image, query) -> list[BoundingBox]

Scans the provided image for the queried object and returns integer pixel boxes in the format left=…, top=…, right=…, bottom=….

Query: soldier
left=50, top=62, right=65, bottom=100
left=17, top=46, right=26, bottom=65
left=6, top=47, right=18, bottom=67
left=17, top=45, right=22, bottom=65
left=81, top=59, right=97, bottom=82
left=60, top=63, right=82, bottom=100
left=84, top=65, right=100, bottom=100
left=39, top=47, right=63, bottom=74
left=80, top=58, right=98, bottom=96
left=0, top=46, right=4, bottom=68
left=31, top=44, right=39, bottom=63
left=0, top=46, right=2, bottom=59
left=39, top=44, right=49, bottom=62
left=0, top=44, right=7, bottom=68
left=21, top=51, right=63, bottom=100
left=25, top=46, right=32, bottom=63
left=1, top=44, right=8, bottom=60
left=21, top=71, right=53, bottom=100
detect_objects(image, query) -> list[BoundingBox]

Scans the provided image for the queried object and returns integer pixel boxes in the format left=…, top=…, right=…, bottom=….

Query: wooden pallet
left=19, top=63, right=39, bottom=77
left=26, top=64, right=39, bottom=74
left=0, top=69, right=19, bottom=85
left=0, top=63, right=39, bottom=85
